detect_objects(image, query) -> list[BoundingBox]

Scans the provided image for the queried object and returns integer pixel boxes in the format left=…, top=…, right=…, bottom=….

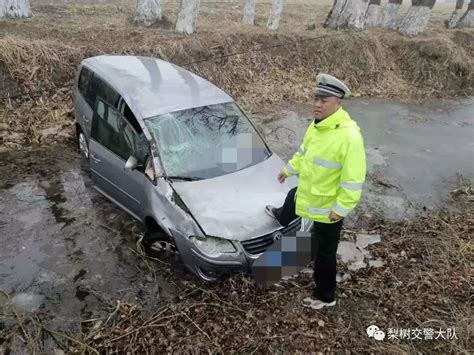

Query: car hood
left=171, top=154, right=298, bottom=241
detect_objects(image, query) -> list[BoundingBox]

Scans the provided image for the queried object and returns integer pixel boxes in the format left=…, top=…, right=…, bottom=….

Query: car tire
left=77, top=127, right=89, bottom=160
left=142, top=230, right=177, bottom=253
left=195, top=265, right=220, bottom=282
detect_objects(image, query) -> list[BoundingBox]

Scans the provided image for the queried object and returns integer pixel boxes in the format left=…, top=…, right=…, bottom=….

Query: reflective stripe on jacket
left=282, top=107, right=366, bottom=224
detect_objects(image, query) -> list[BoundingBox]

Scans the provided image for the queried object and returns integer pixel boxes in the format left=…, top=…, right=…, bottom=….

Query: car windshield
left=144, top=102, right=271, bottom=180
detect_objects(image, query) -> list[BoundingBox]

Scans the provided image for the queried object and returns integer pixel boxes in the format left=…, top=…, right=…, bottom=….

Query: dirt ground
left=0, top=2, right=473, bottom=354
left=1, top=102, right=472, bottom=353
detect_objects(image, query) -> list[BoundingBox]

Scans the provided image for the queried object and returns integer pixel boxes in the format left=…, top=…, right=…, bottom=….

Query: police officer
left=265, top=74, right=366, bottom=309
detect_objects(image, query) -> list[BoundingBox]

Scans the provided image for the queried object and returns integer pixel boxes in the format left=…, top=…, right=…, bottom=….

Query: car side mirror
left=125, top=155, right=138, bottom=171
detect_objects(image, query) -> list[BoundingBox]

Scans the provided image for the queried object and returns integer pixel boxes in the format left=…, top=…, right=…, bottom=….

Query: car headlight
left=191, top=236, right=236, bottom=257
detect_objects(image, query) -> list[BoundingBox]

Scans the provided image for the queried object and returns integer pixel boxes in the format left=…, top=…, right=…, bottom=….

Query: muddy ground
left=1, top=98, right=473, bottom=353
left=1, top=1, right=473, bottom=354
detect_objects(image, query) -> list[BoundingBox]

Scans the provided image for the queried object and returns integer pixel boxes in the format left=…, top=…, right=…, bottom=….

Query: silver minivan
left=74, top=55, right=300, bottom=281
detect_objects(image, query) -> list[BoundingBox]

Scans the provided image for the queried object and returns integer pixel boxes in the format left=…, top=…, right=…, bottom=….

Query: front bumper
left=172, top=232, right=250, bottom=276
left=172, top=219, right=301, bottom=278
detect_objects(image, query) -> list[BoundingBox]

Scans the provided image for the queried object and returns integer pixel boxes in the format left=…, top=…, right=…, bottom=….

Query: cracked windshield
left=145, top=102, right=270, bottom=179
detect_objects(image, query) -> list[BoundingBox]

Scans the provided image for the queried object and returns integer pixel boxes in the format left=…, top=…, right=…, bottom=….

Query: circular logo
left=374, top=330, right=386, bottom=341
left=367, top=325, right=379, bottom=337
left=272, top=231, right=283, bottom=242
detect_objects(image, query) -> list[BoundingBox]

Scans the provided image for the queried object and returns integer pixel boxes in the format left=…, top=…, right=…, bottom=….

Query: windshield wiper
left=167, top=176, right=203, bottom=181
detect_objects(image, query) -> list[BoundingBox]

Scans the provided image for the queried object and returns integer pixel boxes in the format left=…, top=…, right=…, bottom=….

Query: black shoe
left=264, top=205, right=277, bottom=219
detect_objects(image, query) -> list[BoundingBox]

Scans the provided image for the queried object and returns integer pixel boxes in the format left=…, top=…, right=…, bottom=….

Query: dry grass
left=1, top=3, right=473, bottom=101
left=1, top=90, right=74, bottom=148
left=2, top=189, right=470, bottom=353
left=1, top=26, right=473, bottom=148
left=0, top=5, right=472, bottom=351
left=1, top=182, right=470, bottom=353
left=0, top=37, right=84, bottom=93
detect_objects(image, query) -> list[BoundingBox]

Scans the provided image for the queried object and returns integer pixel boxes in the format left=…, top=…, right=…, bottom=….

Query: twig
left=291, top=331, right=320, bottom=339
left=342, top=317, right=352, bottom=335
left=129, top=247, right=170, bottom=266
left=98, top=224, right=119, bottom=233
left=104, top=301, right=121, bottom=325
left=181, top=311, right=219, bottom=349
left=0, top=289, right=11, bottom=299
left=105, top=314, right=179, bottom=344
left=142, top=305, right=171, bottom=326
left=42, top=326, right=99, bottom=354
left=348, top=287, right=379, bottom=297
left=192, top=287, right=249, bottom=315
left=261, top=283, right=313, bottom=304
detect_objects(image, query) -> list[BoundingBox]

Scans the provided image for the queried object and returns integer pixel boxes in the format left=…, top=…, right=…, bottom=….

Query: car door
left=88, top=98, right=150, bottom=221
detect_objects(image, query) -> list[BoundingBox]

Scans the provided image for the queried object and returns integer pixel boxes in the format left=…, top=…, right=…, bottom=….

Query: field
left=0, top=1, right=473, bottom=353
left=1, top=0, right=473, bottom=147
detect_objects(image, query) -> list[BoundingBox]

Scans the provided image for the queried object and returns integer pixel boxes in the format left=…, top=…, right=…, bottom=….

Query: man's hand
left=277, top=171, right=287, bottom=184
left=329, top=211, right=343, bottom=222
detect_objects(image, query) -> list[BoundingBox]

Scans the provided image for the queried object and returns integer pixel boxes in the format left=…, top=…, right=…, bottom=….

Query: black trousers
left=273, top=187, right=298, bottom=226
left=275, top=188, right=343, bottom=302
left=311, top=219, right=343, bottom=302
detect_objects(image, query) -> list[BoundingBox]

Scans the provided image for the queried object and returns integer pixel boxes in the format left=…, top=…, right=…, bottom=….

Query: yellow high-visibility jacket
left=283, top=107, right=366, bottom=224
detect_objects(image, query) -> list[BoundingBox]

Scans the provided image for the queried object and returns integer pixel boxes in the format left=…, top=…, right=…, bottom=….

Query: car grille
left=241, top=218, right=301, bottom=255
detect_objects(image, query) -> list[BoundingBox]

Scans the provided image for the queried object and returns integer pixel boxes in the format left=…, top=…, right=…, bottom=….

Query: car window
left=91, top=100, right=137, bottom=161
left=86, top=74, right=119, bottom=110
left=144, top=102, right=271, bottom=180
left=97, top=99, right=106, bottom=119
left=118, top=99, right=150, bottom=165
left=78, top=66, right=93, bottom=101
left=120, top=100, right=143, bottom=134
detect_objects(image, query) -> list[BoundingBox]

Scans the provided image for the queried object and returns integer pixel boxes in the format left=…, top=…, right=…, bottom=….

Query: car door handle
left=90, top=154, right=101, bottom=163
left=83, top=115, right=89, bottom=122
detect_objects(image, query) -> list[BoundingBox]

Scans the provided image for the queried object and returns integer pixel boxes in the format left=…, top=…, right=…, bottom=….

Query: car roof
left=82, top=55, right=233, bottom=119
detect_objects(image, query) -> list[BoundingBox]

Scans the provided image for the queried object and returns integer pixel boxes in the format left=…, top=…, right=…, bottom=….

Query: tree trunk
left=364, top=0, right=382, bottom=27
left=446, top=0, right=463, bottom=28
left=134, top=0, right=162, bottom=27
left=458, top=0, right=474, bottom=27
left=242, top=0, right=256, bottom=25
left=398, top=0, right=436, bottom=35
left=175, top=0, right=200, bottom=34
left=4, top=0, right=32, bottom=18
left=267, top=0, right=283, bottom=30
left=324, top=0, right=347, bottom=28
left=337, top=0, right=369, bottom=29
left=382, top=0, right=402, bottom=30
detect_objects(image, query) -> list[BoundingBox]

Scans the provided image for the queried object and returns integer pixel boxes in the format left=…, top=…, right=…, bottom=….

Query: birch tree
left=134, top=0, right=162, bottom=27
left=447, top=0, right=463, bottom=28
left=324, top=0, right=346, bottom=28
left=3, top=0, right=32, bottom=18
left=175, top=0, right=201, bottom=34
left=398, top=0, right=436, bottom=35
left=242, top=0, right=256, bottom=25
left=364, top=0, right=383, bottom=27
left=325, top=0, right=369, bottom=29
left=267, top=0, right=283, bottom=30
left=382, top=0, right=402, bottom=29
left=458, top=0, right=474, bottom=27
left=339, top=0, right=370, bottom=29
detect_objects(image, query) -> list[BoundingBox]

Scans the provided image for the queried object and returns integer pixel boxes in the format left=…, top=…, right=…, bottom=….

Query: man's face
left=313, top=96, right=341, bottom=120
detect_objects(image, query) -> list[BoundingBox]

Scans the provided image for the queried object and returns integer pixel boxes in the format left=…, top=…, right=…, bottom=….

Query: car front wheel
left=195, top=265, right=220, bottom=282
left=77, top=128, right=89, bottom=160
